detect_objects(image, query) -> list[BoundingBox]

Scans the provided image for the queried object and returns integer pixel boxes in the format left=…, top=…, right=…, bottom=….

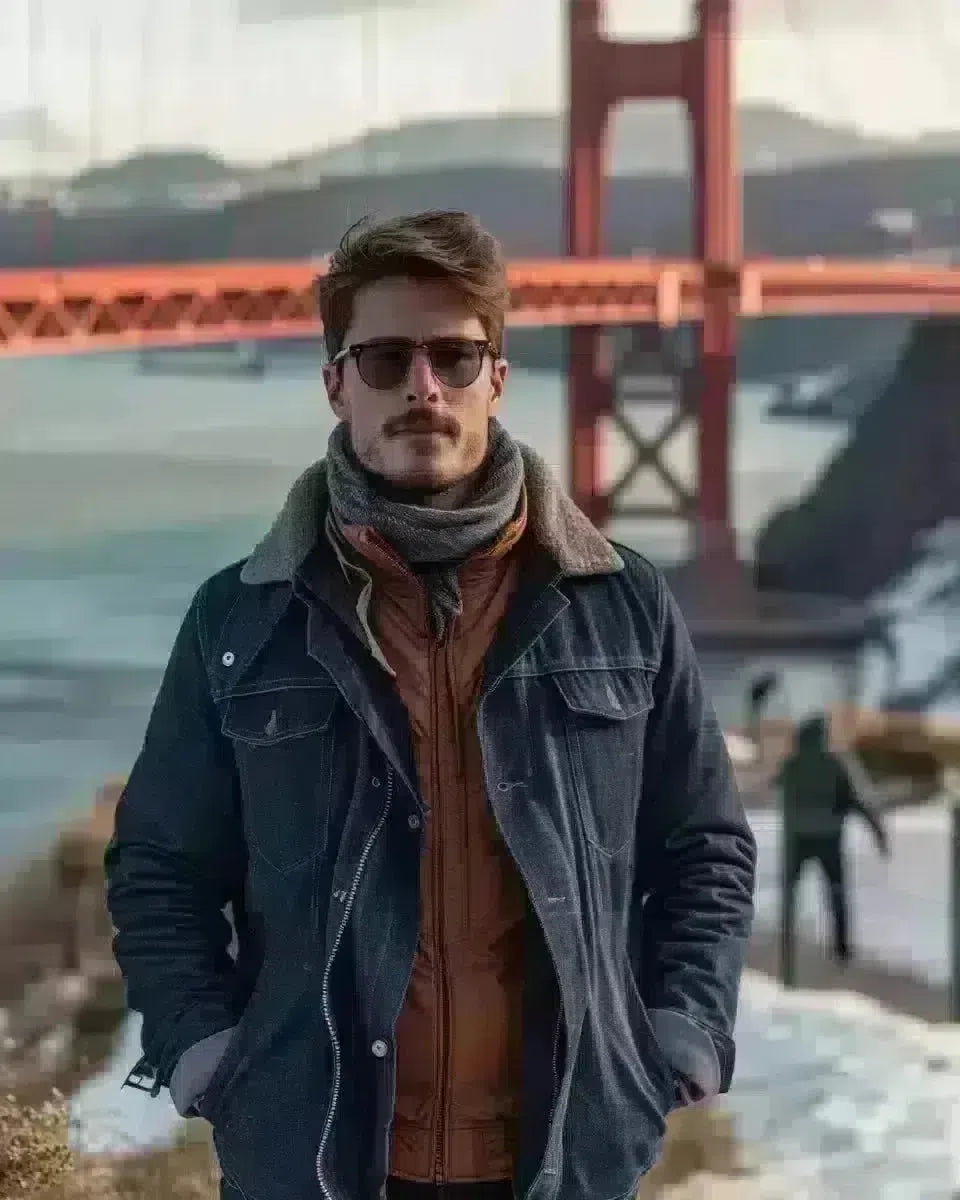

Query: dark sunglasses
left=329, top=337, right=497, bottom=391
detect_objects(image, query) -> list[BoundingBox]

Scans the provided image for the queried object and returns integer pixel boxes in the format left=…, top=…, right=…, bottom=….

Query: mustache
left=385, top=410, right=460, bottom=437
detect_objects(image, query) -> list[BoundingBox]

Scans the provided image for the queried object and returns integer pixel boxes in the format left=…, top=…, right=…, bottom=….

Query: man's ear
left=488, top=357, right=508, bottom=414
left=323, top=363, right=345, bottom=420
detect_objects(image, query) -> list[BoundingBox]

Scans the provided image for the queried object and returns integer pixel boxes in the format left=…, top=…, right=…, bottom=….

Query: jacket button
left=371, top=777, right=381, bottom=788
left=371, top=1039, right=389, bottom=1058
left=221, top=651, right=235, bottom=667
left=407, top=813, right=421, bottom=831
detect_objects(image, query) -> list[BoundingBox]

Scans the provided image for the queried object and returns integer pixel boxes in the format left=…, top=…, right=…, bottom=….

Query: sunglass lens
left=357, top=344, right=411, bottom=390
left=430, top=340, right=482, bottom=388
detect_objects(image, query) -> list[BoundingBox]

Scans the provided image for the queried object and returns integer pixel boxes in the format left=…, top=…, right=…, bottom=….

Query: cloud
left=740, top=0, right=949, bottom=30
left=3, top=0, right=957, bottom=169
left=235, top=0, right=434, bottom=20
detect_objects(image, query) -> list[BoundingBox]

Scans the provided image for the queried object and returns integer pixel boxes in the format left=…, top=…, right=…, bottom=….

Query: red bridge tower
left=566, top=0, right=739, bottom=564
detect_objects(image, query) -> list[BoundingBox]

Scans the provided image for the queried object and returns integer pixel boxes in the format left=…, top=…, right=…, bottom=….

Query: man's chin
left=379, top=450, right=460, bottom=492
left=355, top=436, right=487, bottom=498
left=384, top=467, right=455, bottom=495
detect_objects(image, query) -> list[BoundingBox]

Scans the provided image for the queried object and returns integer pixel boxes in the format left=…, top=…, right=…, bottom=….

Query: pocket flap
left=552, top=669, right=654, bottom=721
left=221, top=685, right=338, bottom=745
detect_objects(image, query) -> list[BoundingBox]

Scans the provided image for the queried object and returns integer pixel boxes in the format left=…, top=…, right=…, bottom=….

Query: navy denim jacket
left=105, top=534, right=756, bottom=1200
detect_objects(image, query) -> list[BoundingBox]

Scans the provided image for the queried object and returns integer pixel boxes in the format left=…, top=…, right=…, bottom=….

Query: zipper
left=432, top=636, right=449, bottom=1182
left=315, top=767, right=395, bottom=1200
left=122, top=1054, right=163, bottom=1097
left=549, top=1008, right=562, bottom=1118
left=543, top=1005, right=563, bottom=1163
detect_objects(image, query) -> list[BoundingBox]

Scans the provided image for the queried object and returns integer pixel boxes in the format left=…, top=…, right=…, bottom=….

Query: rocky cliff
left=755, top=317, right=960, bottom=599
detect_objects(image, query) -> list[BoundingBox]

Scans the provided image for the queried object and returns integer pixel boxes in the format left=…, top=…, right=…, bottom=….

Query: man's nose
left=405, top=347, right=441, bottom=402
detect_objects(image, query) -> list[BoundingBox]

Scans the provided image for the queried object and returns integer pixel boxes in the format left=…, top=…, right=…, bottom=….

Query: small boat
left=137, top=341, right=266, bottom=377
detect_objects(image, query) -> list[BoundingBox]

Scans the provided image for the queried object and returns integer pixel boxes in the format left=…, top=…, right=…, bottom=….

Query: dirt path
left=747, top=927, right=952, bottom=1022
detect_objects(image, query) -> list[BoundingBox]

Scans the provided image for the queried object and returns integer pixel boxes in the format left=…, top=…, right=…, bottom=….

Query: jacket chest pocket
left=221, top=684, right=339, bottom=875
left=552, top=668, right=654, bottom=857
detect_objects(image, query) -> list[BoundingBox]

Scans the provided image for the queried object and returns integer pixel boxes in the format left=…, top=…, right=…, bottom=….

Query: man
left=105, top=210, right=757, bottom=1200
left=777, top=712, right=889, bottom=981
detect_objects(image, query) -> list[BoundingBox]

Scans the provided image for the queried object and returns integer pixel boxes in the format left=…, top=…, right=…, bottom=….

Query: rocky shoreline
left=0, top=847, right=127, bottom=1108
left=757, top=316, right=960, bottom=601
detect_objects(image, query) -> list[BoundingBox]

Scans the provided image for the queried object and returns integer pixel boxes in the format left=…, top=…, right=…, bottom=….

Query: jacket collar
left=240, top=441, right=623, bottom=587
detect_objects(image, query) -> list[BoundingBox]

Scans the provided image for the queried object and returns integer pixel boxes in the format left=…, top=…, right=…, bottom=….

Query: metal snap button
left=221, top=651, right=235, bottom=667
left=407, top=813, right=421, bottom=831
left=371, top=1039, right=389, bottom=1058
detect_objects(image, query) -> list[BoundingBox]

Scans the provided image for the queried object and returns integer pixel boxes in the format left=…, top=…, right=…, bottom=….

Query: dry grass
left=0, top=1092, right=751, bottom=1200
left=0, top=1091, right=72, bottom=1197
left=636, top=1105, right=748, bottom=1197
left=0, top=1090, right=219, bottom=1200
left=60, top=1137, right=219, bottom=1200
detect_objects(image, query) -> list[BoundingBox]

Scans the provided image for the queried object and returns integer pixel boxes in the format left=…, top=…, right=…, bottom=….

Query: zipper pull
left=122, top=1054, right=163, bottom=1098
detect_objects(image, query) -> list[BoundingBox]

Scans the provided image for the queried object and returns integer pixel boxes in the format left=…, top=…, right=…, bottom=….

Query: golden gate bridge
left=4, top=0, right=960, bottom=568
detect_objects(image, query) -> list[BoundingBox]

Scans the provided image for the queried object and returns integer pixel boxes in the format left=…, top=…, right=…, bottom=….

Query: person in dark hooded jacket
left=776, top=713, right=889, bottom=980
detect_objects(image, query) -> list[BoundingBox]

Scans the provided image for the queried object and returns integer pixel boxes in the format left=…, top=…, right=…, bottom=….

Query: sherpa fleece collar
left=240, top=441, right=623, bottom=586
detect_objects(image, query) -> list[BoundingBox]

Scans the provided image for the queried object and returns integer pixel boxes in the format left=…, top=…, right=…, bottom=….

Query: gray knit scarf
left=325, top=417, right=525, bottom=639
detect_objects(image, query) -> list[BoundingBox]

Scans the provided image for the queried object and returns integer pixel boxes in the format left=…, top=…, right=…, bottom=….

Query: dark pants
left=219, top=1177, right=514, bottom=1199
left=387, top=1180, right=514, bottom=1200
left=780, top=833, right=851, bottom=985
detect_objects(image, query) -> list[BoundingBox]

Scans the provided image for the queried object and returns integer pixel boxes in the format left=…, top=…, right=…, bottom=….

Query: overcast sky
left=0, top=0, right=958, bottom=173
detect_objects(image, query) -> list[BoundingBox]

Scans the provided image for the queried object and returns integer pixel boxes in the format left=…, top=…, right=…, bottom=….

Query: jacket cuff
left=145, top=993, right=240, bottom=1086
left=169, top=1025, right=237, bottom=1117
left=648, top=1008, right=722, bottom=1101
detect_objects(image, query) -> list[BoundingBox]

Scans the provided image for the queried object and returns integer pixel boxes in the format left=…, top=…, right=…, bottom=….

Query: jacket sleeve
left=837, top=752, right=889, bottom=854
left=632, top=573, right=757, bottom=1103
left=104, top=581, right=246, bottom=1097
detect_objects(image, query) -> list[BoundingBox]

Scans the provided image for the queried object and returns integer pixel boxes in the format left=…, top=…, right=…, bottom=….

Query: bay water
left=0, top=349, right=841, bottom=861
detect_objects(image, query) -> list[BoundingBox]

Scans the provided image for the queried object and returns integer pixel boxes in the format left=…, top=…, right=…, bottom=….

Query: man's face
left=323, top=277, right=507, bottom=494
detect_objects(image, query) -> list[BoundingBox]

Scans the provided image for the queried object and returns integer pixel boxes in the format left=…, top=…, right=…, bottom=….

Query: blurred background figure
left=776, top=712, right=889, bottom=984
left=747, top=671, right=780, bottom=724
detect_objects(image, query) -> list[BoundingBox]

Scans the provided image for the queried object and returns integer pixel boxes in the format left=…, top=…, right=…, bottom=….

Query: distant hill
left=4, top=145, right=947, bottom=267
left=34, top=104, right=958, bottom=226
left=0, top=107, right=76, bottom=153
left=913, top=130, right=960, bottom=153
left=61, top=113, right=960, bottom=201
left=267, top=104, right=898, bottom=183
left=56, top=104, right=907, bottom=205
left=71, top=150, right=237, bottom=192
left=12, top=141, right=949, bottom=262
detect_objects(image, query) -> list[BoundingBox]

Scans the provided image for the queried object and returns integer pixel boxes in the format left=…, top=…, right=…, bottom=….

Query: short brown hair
left=316, top=210, right=509, bottom=359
